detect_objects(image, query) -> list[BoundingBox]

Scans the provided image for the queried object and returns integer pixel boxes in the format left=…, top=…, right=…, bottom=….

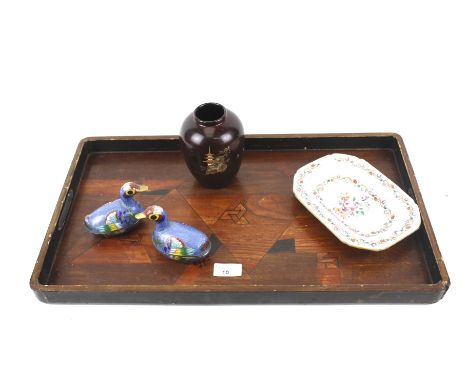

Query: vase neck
left=194, top=102, right=226, bottom=126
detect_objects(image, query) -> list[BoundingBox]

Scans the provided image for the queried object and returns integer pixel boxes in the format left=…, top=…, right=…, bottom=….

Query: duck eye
left=126, top=189, right=135, bottom=196
left=149, top=214, right=158, bottom=221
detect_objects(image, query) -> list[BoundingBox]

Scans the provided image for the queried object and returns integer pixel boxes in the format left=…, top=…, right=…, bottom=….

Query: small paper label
left=213, top=263, right=242, bottom=277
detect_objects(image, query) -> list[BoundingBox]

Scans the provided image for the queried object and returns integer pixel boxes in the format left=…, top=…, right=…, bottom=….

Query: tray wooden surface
left=30, top=134, right=450, bottom=303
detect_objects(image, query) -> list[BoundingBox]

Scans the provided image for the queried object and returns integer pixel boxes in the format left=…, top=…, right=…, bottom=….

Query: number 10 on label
left=213, top=263, right=242, bottom=277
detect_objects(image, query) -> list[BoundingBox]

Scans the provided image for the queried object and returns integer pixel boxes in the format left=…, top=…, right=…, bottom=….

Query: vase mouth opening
left=194, top=103, right=226, bottom=125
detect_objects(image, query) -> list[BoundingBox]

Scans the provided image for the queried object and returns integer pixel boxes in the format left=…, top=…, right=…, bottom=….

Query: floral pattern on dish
left=334, top=192, right=370, bottom=218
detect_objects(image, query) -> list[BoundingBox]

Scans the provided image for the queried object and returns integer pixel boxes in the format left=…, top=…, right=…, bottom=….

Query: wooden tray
left=30, top=134, right=450, bottom=303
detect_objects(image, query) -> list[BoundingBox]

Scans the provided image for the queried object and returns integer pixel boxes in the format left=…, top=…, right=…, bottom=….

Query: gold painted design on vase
left=203, top=146, right=230, bottom=175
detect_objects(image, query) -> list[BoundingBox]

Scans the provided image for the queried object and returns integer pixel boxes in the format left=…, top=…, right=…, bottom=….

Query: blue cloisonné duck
left=135, top=205, right=211, bottom=263
left=84, top=182, right=149, bottom=235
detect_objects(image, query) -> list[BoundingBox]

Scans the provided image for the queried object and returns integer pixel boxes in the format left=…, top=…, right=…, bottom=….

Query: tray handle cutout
left=57, top=189, right=74, bottom=231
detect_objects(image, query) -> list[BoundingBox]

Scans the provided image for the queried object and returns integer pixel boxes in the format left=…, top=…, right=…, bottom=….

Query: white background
left=1, top=1, right=467, bottom=381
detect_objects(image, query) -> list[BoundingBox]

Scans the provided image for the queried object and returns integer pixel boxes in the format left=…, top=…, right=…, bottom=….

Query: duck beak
left=135, top=212, right=146, bottom=220
left=136, top=184, right=149, bottom=192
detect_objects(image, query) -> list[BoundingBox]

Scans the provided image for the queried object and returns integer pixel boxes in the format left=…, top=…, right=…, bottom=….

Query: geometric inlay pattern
left=220, top=203, right=248, bottom=224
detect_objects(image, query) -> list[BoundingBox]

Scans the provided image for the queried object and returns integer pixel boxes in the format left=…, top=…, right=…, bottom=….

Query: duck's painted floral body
left=84, top=182, right=148, bottom=235
left=137, top=206, right=211, bottom=263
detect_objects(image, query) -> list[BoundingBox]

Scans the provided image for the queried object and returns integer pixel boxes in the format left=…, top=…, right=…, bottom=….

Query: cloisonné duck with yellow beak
left=135, top=205, right=211, bottom=263
left=84, top=182, right=149, bottom=235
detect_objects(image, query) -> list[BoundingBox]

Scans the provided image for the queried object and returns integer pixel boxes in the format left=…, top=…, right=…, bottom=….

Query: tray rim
left=30, top=133, right=450, bottom=297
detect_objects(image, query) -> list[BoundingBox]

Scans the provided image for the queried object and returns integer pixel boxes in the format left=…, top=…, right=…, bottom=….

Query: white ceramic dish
left=293, top=153, right=421, bottom=251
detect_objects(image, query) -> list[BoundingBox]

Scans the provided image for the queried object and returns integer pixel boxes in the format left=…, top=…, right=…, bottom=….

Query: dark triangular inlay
left=268, top=238, right=296, bottom=254
left=141, top=189, right=170, bottom=195
left=209, top=234, right=222, bottom=256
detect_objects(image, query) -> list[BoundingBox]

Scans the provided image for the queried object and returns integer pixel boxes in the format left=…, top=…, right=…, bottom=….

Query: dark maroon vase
left=180, top=103, right=244, bottom=188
